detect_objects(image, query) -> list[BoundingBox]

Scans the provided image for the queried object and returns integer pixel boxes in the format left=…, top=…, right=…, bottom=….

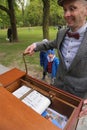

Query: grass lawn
left=0, top=26, right=58, bottom=77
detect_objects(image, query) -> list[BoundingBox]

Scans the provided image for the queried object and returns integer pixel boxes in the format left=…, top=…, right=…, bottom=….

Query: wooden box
left=0, top=68, right=83, bottom=130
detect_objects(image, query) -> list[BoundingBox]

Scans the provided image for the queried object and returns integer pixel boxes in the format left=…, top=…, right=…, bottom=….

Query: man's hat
left=57, top=0, right=64, bottom=6
left=58, top=0, right=87, bottom=6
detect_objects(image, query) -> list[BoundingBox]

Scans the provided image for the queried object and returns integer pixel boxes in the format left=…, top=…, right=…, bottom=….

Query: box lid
left=0, top=87, right=60, bottom=130
left=0, top=68, right=26, bottom=87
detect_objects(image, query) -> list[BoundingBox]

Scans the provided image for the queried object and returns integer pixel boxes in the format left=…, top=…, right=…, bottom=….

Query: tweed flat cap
left=58, top=0, right=87, bottom=6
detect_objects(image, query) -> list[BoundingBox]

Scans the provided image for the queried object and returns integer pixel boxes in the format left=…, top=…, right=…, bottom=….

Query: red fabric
left=47, top=62, right=53, bottom=73
left=67, top=32, right=80, bottom=39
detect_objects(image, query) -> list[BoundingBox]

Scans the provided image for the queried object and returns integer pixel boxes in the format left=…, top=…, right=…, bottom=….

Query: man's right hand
left=24, top=43, right=36, bottom=56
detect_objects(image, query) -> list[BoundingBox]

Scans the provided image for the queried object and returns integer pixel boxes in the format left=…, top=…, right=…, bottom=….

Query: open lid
left=0, top=68, right=26, bottom=87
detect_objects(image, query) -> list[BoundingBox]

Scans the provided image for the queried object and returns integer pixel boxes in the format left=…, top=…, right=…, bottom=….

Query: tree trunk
left=42, top=0, right=50, bottom=40
left=7, top=0, right=18, bottom=42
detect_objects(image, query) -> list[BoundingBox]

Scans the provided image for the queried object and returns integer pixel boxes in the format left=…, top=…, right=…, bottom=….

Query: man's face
left=63, top=0, right=87, bottom=31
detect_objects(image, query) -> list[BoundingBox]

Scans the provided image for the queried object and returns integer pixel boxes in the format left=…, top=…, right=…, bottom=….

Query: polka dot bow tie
left=67, top=32, right=80, bottom=39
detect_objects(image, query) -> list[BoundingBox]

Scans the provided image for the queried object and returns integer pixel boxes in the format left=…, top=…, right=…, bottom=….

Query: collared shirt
left=47, top=55, right=55, bottom=62
left=61, top=23, right=87, bottom=69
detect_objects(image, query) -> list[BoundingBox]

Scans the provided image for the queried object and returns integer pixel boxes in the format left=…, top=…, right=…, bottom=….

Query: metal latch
left=49, top=91, right=56, bottom=98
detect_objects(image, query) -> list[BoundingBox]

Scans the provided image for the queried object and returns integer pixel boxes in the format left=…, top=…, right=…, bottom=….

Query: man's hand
left=79, top=99, right=87, bottom=117
left=24, top=43, right=36, bottom=56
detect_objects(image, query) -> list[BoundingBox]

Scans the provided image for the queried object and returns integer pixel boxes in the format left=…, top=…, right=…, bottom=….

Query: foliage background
left=0, top=0, right=63, bottom=80
left=0, top=0, right=65, bottom=28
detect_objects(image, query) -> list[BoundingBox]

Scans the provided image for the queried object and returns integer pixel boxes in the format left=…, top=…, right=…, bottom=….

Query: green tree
left=16, top=0, right=30, bottom=26
left=0, top=10, right=9, bottom=28
left=7, top=0, right=18, bottom=42
left=42, top=0, right=50, bottom=40
left=50, top=0, right=64, bottom=26
left=0, top=0, right=18, bottom=42
left=24, top=0, right=43, bottom=26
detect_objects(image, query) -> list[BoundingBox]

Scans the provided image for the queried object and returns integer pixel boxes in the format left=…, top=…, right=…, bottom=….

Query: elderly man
left=24, top=0, right=87, bottom=119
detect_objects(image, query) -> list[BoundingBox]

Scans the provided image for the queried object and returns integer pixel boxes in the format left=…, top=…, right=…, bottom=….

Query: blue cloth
left=47, top=49, right=55, bottom=55
left=40, top=51, right=48, bottom=70
left=40, top=50, right=59, bottom=78
left=45, top=57, right=59, bottom=78
left=49, top=57, right=59, bottom=78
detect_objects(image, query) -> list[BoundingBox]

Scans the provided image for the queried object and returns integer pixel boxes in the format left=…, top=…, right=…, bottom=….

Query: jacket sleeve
left=51, top=57, right=59, bottom=78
